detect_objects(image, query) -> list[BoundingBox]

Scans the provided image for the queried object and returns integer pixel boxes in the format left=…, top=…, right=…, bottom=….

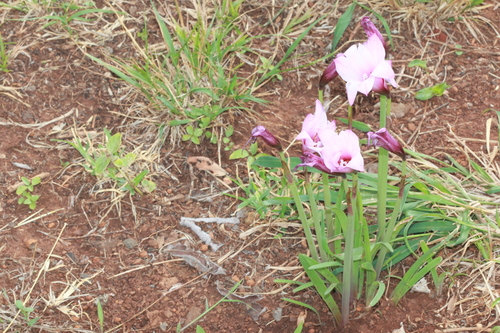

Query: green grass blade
left=298, top=254, right=341, bottom=325
left=331, top=3, right=356, bottom=52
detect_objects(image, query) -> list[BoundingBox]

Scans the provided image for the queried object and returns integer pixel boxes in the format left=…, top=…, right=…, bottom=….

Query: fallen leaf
left=163, top=244, right=226, bottom=275
left=187, top=156, right=227, bottom=177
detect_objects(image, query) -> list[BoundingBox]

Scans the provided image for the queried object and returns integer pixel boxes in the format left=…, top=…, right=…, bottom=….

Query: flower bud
left=367, top=128, right=405, bottom=159
left=250, top=126, right=281, bottom=149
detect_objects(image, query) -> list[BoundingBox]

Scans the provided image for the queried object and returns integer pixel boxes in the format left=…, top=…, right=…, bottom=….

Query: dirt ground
left=1, top=0, right=500, bottom=332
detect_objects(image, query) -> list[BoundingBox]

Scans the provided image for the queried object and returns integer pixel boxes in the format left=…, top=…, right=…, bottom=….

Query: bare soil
left=1, top=1, right=499, bottom=333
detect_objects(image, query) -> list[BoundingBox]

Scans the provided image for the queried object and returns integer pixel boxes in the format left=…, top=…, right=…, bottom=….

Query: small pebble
left=407, top=123, right=417, bottom=132
left=123, top=238, right=138, bottom=249
left=139, top=250, right=148, bottom=258
left=24, top=238, right=37, bottom=250
left=231, top=275, right=240, bottom=282
left=200, top=244, right=209, bottom=252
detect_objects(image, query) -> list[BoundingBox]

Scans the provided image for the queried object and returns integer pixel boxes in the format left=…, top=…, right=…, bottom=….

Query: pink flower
left=317, top=129, right=365, bottom=173
left=296, top=102, right=364, bottom=174
left=295, top=100, right=336, bottom=153
left=334, top=34, right=398, bottom=105
left=367, top=128, right=405, bottom=159
left=361, top=17, right=386, bottom=49
left=249, top=126, right=281, bottom=149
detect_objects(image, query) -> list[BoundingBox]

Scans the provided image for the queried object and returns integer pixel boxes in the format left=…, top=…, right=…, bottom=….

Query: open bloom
left=249, top=126, right=281, bottom=149
left=367, top=128, right=405, bottom=159
left=295, top=100, right=336, bottom=153
left=319, top=17, right=397, bottom=104
left=334, top=34, right=398, bottom=105
left=295, top=101, right=364, bottom=174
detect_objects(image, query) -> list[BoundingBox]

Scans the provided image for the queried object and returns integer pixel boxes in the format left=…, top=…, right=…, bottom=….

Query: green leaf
left=133, top=170, right=148, bottom=185
left=199, top=116, right=211, bottom=128
left=141, top=179, right=157, bottom=193
left=16, top=185, right=28, bottom=195
left=298, top=254, right=341, bottom=325
left=169, top=119, right=191, bottom=126
left=122, top=153, right=137, bottom=168
left=229, top=149, right=249, bottom=160
left=336, top=118, right=371, bottom=132
left=18, top=196, right=25, bottom=204
left=186, top=125, right=194, bottom=135
left=415, top=82, right=450, bottom=101
left=182, top=134, right=191, bottom=141
left=225, top=125, right=234, bottom=137
left=249, top=142, right=258, bottom=156
left=408, top=59, right=427, bottom=69
left=331, top=3, right=356, bottom=52
left=107, top=133, right=122, bottom=155
left=281, top=298, right=319, bottom=318
left=31, top=177, right=41, bottom=186
left=21, top=177, right=30, bottom=185
left=191, top=136, right=200, bottom=145
left=94, top=156, right=111, bottom=175
left=193, top=127, right=204, bottom=137
left=15, top=300, right=24, bottom=310
left=293, top=322, right=304, bottom=333
left=196, top=325, right=206, bottom=333
left=454, top=44, right=463, bottom=56
left=367, top=281, right=386, bottom=307
left=27, top=317, right=40, bottom=327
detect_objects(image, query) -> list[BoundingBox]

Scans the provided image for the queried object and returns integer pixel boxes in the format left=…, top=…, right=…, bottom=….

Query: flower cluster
left=295, top=100, right=364, bottom=174
left=320, top=16, right=398, bottom=105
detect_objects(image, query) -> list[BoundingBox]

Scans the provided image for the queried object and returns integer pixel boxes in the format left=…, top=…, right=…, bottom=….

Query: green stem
left=347, top=104, right=353, bottom=130
left=318, top=89, right=324, bottom=104
left=334, top=177, right=345, bottom=254
left=341, top=177, right=356, bottom=325
left=322, top=173, right=335, bottom=256
left=374, top=159, right=407, bottom=278
left=375, top=95, right=389, bottom=271
left=279, top=151, right=319, bottom=262
left=305, top=173, right=327, bottom=262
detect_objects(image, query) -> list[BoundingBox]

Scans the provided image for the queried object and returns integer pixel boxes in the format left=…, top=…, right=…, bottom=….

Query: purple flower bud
left=367, top=128, right=405, bottom=159
left=361, top=16, right=387, bottom=50
left=319, top=59, right=339, bottom=89
left=250, top=126, right=281, bottom=149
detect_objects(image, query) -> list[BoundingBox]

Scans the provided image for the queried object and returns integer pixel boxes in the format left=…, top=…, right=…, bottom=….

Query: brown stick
left=7, top=172, right=50, bottom=193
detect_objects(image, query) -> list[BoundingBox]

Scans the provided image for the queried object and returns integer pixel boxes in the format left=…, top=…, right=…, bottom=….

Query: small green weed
left=56, top=129, right=156, bottom=196
left=16, top=176, right=41, bottom=210
left=0, top=31, right=13, bottom=73
left=96, top=298, right=104, bottom=332
left=27, top=1, right=117, bottom=34
left=415, top=82, right=451, bottom=101
left=14, top=299, right=40, bottom=328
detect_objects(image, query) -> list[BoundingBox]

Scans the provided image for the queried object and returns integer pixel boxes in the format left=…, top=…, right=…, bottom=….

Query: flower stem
left=374, top=159, right=407, bottom=278
left=279, top=151, right=319, bottom=262
left=322, top=173, right=335, bottom=255
left=347, top=104, right=353, bottom=130
left=375, top=95, right=389, bottom=254
left=342, top=177, right=356, bottom=325
left=305, top=172, right=327, bottom=262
